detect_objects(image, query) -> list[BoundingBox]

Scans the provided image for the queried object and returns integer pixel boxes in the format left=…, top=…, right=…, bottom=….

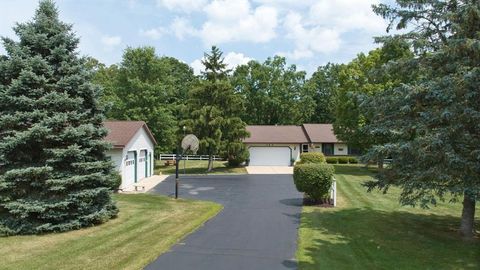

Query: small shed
left=103, top=121, right=157, bottom=189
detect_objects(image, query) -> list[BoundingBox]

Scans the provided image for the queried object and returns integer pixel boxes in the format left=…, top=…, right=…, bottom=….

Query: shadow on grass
left=298, top=207, right=479, bottom=269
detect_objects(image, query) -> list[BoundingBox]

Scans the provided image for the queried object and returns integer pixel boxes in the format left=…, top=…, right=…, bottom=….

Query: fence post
left=332, top=178, right=337, bottom=207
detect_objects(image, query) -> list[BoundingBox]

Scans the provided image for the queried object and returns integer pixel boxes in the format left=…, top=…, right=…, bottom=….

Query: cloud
left=190, top=51, right=252, bottom=75
left=278, top=0, right=385, bottom=59
left=139, top=27, right=167, bottom=40
left=280, top=12, right=341, bottom=60
left=199, top=0, right=278, bottom=45
left=100, top=35, right=122, bottom=47
left=171, top=17, right=198, bottom=40
left=308, top=0, right=385, bottom=33
left=157, top=0, right=208, bottom=13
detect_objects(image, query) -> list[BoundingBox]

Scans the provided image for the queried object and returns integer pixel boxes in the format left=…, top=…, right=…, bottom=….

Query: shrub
left=293, top=163, right=334, bottom=202
left=338, top=157, right=349, bottom=164
left=226, top=146, right=249, bottom=167
left=348, top=157, right=359, bottom=164
left=298, top=152, right=326, bottom=164
left=110, top=173, right=122, bottom=191
left=326, top=157, right=338, bottom=164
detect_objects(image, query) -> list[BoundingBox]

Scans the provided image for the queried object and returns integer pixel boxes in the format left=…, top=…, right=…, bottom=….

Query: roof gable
left=103, top=121, right=157, bottom=148
left=302, top=124, right=339, bottom=143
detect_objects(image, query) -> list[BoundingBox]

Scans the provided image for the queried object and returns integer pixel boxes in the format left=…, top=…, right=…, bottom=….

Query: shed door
left=138, top=150, right=147, bottom=180
left=249, top=147, right=291, bottom=166
left=123, top=151, right=136, bottom=187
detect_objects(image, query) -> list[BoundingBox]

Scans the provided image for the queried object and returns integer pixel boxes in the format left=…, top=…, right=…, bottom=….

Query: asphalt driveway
left=146, top=174, right=302, bottom=270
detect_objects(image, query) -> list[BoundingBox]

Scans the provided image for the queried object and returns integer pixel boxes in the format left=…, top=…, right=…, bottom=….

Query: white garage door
left=249, top=147, right=291, bottom=166
left=123, top=151, right=136, bottom=188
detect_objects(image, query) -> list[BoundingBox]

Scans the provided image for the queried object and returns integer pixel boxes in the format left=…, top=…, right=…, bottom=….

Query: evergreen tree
left=333, top=39, right=413, bottom=167
left=184, top=46, right=248, bottom=171
left=0, top=0, right=117, bottom=235
left=365, top=0, right=480, bottom=238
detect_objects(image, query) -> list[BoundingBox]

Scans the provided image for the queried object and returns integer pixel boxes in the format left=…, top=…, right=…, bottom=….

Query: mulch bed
left=303, top=197, right=334, bottom=207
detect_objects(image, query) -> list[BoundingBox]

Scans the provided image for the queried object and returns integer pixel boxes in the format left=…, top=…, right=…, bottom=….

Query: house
left=243, top=124, right=351, bottom=166
left=103, top=121, right=157, bottom=189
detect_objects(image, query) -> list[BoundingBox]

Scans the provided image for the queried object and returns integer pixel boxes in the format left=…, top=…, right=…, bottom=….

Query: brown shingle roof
left=243, top=125, right=309, bottom=144
left=302, top=124, right=339, bottom=143
left=103, top=121, right=157, bottom=148
left=243, top=124, right=339, bottom=144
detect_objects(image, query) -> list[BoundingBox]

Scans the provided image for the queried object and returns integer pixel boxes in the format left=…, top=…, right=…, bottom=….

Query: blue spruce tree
left=0, top=0, right=118, bottom=235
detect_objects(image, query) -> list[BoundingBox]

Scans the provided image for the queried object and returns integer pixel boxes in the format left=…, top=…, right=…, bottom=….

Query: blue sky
left=1, top=0, right=394, bottom=75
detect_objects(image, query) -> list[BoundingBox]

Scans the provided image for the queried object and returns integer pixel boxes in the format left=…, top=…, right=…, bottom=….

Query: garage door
left=249, top=147, right=291, bottom=166
left=123, top=151, right=136, bottom=188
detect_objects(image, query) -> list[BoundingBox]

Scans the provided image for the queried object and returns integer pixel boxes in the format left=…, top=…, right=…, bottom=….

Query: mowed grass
left=155, top=160, right=247, bottom=175
left=297, top=165, right=480, bottom=269
left=0, top=194, right=222, bottom=270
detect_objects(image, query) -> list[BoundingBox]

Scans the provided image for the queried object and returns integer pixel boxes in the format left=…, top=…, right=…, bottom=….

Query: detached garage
left=104, top=121, right=157, bottom=190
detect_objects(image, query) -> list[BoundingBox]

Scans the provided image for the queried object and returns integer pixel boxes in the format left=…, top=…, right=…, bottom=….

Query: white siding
left=104, top=127, right=156, bottom=190
left=334, top=143, right=348, bottom=155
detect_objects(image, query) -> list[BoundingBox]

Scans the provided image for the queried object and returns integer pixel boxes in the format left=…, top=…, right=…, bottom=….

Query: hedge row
left=298, top=152, right=326, bottom=164
left=326, top=156, right=359, bottom=164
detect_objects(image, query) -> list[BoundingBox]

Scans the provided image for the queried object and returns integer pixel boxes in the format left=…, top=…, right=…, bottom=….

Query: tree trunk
left=207, top=154, right=214, bottom=172
left=378, top=158, right=384, bottom=170
left=459, top=192, right=476, bottom=239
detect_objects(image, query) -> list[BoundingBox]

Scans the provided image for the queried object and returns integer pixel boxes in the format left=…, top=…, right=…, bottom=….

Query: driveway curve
left=146, top=174, right=302, bottom=270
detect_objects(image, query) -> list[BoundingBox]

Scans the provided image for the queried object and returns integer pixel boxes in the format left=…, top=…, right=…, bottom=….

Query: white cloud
left=224, top=51, right=252, bottom=69
left=280, top=12, right=341, bottom=60
left=139, top=27, right=167, bottom=40
left=171, top=17, right=198, bottom=40
left=278, top=0, right=386, bottom=59
left=101, top=35, right=122, bottom=47
left=190, top=51, right=252, bottom=75
left=157, top=0, right=208, bottom=13
left=190, top=59, right=204, bottom=75
left=199, top=0, right=278, bottom=45
left=308, top=0, right=385, bottom=33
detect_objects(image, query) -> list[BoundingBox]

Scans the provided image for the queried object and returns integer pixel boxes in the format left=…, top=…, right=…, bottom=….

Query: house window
left=302, top=144, right=309, bottom=153
left=348, top=147, right=362, bottom=156
left=322, top=143, right=334, bottom=156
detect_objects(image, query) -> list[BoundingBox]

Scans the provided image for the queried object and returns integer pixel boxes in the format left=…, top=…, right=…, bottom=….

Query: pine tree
left=183, top=46, right=248, bottom=171
left=365, top=0, right=480, bottom=238
left=0, top=0, right=117, bottom=235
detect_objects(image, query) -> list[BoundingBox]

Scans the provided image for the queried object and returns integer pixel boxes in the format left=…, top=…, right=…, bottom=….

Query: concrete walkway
left=246, top=166, right=294, bottom=174
left=122, top=175, right=169, bottom=193
left=146, top=174, right=302, bottom=270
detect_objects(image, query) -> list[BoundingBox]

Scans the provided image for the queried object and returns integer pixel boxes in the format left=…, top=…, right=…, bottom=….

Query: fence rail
left=156, top=153, right=224, bottom=161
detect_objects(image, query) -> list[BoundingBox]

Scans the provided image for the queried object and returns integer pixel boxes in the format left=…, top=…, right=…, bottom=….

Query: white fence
left=330, top=178, right=337, bottom=207
left=156, top=153, right=224, bottom=161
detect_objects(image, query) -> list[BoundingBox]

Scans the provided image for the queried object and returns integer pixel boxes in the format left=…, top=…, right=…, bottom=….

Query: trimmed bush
left=110, top=173, right=122, bottom=191
left=326, top=157, right=338, bottom=164
left=348, top=157, right=359, bottom=164
left=338, top=157, right=349, bottom=164
left=293, top=163, right=334, bottom=202
left=298, top=152, right=326, bottom=164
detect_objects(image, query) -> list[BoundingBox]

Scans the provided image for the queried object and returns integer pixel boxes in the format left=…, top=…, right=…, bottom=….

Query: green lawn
left=0, top=194, right=221, bottom=270
left=297, top=165, right=480, bottom=269
left=155, top=160, right=247, bottom=175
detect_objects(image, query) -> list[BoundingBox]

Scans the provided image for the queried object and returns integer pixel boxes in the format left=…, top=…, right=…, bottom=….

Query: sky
left=0, top=0, right=395, bottom=75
